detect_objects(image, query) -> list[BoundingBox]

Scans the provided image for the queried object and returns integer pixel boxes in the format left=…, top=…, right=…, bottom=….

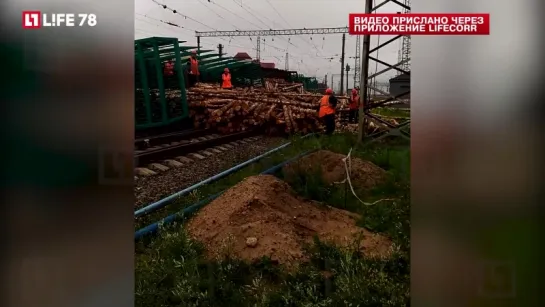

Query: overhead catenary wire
left=203, top=0, right=331, bottom=71
left=196, top=26, right=345, bottom=74
left=138, top=0, right=343, bottom=78
left=151, top=0, right=216, bottom=31
left=262, top=0, right=323, bottom=55
left=136, top=13, right=237, bottom=50
left=195, top=0, right=232, bottom=23
left=201, top=0, right=301, bottom=61
left=147, top=0, right=259, bottom=54
left=150, top=0, right=245, bottom=46
left=136, top=14, right=196, bottom=32
left=207, top=0, right=264, bottom=29
left=229, top=0, right=298, bottom=49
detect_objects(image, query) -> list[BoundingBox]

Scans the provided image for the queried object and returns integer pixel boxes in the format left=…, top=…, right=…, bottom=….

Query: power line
left=136, top=13, right=196, bottom=32
left=195, top=0, right=232, bottom=23
left=191, top=0, right=261, bottom=51
left=147, top=0, right=257, bottom=54
left=138, top=1, right=330, bottom=76
left=207, top=0, right=263, bottom=30
left=196, top=25, right=345, bottom=69
left=231, top=0, right=268, bottom=29
left=230, top=0, right=298, bottom=49
left=263, top=0, right=325, bottom=56
left=136, top=12, right=257, bottom=56
left=151, top=0, right=217, bottom=31
left=196, top=26, right=348, bottom=65
left=206, top=0, right=301, bottom=61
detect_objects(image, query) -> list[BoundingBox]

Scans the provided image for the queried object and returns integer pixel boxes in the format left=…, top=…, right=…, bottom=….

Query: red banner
left=349, top=13, right=490, bottom=35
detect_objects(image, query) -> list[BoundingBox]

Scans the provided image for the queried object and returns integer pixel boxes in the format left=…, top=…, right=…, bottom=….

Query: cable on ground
left=336, top=147, right=396, bottom=206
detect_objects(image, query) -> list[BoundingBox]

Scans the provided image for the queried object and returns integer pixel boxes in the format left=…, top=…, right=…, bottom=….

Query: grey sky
left=135, top=0, right=404, bottom=88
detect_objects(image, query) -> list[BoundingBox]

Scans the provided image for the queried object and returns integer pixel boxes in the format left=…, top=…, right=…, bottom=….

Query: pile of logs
left=263, top=78, right=304, bottom=94
left=141, top=82, right=404, bottom=135
left=186, top=83, right=407, bottom=135
left=187, top=83, right=330, bottom=135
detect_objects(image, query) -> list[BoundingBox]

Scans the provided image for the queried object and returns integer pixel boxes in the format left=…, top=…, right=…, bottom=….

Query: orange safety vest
left=222, top=73, right=232, bottom=88
left=189, top=57, right=199, bottom=75
left=318, top=95, right=335, bottom=118
left=164, top=61, right=174, bottom=76
left=349, top=94, right=359, bottom=109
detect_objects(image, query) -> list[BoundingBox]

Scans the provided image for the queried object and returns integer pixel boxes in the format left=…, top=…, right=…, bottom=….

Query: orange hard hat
left=191, top=50, right=197, bottom=54
left=224, top=68, right=229, bottom=72
left=325, top=88, right=333, bottom=94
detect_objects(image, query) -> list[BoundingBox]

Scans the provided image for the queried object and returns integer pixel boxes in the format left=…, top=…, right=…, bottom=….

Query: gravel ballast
left=135, top=137, right=286, bottom=208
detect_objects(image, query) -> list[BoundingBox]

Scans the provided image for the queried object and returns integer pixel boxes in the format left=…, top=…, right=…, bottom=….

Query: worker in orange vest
left=221, top=67, right=232, bottom=89
left=318, top=88, right=337, bottom=134
left=163, top=60, right=174, bottom=76
left=185, top=50, right=200, bottom=88
left=349, top=87, right=360, bottom=123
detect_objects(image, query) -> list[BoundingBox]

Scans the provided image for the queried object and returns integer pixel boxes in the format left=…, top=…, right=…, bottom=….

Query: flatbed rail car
left=135, top=37, right=190, bottom=133
left=135, top=37, right=264, bottom=135
left=135, top=36, right=322, bottom=135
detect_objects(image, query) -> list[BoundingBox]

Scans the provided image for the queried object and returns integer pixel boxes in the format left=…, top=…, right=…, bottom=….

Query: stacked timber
left=186, top=83, right=330, bottom=135
left=142, top=82, right=400, bottom=135
left=263, top=78, right=304, bottom=93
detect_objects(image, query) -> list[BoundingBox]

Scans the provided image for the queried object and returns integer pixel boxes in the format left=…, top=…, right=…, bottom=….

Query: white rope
left=340, top=147, right=396, bottom=206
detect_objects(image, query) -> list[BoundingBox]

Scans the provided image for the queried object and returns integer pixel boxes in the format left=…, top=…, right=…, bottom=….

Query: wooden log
left=280, top=83, right=303, bottom=91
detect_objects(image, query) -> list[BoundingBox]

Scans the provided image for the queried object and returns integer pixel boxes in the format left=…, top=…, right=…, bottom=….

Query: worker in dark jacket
left=318, top=88, right=337, bottom=134
left=185, top=50, right=199, bottom=88
left=221, top=67, right=232, bottom=89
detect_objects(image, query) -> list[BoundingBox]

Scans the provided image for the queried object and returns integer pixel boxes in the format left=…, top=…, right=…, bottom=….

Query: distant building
left=259, top=62, right=275, bottom=69
left=388, top=74, right=410, bottom=98
left=233, top=52, right=276, bottom=68
left=233, top=52, right=252, bottom=60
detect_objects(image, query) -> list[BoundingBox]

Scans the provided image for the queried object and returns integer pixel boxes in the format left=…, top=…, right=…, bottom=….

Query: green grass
left=135, top=133, right=410, bottom=307
left=370, top=107, right=410, bottom=118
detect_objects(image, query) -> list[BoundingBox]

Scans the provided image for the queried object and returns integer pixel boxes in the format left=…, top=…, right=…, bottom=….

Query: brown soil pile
left=186, top=175, right=392, bottom=266
left=283, top=150, right=387, bottom=190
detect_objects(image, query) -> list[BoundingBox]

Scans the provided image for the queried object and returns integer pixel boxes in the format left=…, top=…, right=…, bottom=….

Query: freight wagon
left=134, top=37, right=319, bottom=135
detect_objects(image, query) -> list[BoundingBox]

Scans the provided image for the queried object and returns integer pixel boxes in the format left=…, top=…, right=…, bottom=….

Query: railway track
left=135, top=129, right=210, bottom=150
left=134, top=130, right=262, bottom=177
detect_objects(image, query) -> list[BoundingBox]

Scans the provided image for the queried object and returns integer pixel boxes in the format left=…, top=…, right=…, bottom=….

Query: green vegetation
left=370, top=107, right=410, bottom=118
left=135, top=133, right=410, bottom=306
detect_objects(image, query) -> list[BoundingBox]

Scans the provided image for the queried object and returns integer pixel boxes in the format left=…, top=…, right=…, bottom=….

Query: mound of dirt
left=186, top=175, right=392, bottom=266
left=283, top=150, right=387, bottom=190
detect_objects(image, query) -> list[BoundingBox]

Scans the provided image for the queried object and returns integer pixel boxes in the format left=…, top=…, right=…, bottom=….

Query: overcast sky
left=135, top=0, right=404, bottom=88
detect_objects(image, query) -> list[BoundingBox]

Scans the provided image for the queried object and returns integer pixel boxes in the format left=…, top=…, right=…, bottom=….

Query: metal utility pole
left=256, top=36, right=261, bottom=62
left=354, top=35, right=361, bottom=87
left=345, top=64, right=350, bottom=93
left=356, top=0, right=411, bottom=143
left=340, top=33, right=346, bottom=95
left=357, top=0, right=373, bottom=142
left=218, top=44, right=223, bottom=59
left=285, top=52, right=289, bottom=70
left=197, top=36, right=201, bottom=53
left=331, top=75, right=334, bottom=90
left=400, top=0, right=411, bottom=74
left=324, top=74, right=328, bottom=87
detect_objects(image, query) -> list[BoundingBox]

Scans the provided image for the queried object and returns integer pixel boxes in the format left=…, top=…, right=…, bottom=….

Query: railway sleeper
left=134, top=136, right=259, bottom=177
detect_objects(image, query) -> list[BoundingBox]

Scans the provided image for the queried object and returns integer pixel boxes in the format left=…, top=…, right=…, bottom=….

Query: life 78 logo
left=23, top=11, right=97, bottom=29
